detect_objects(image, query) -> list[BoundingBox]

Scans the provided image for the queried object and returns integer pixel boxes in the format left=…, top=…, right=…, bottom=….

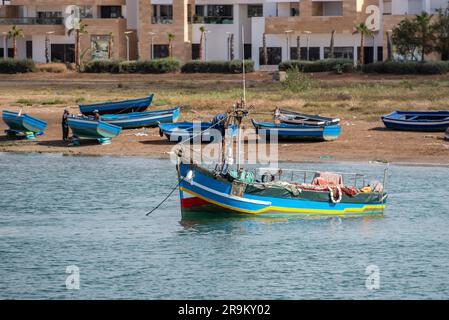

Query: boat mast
left=236, top=26, right=246, bottom=171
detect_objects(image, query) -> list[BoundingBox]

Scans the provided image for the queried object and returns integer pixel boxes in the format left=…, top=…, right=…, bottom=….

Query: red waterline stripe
left=181, top=196, right=209, bottom=208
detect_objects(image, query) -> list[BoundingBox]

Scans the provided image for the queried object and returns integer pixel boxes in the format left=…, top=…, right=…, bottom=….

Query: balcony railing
left=192, top=16, right=233, bottom=24
left=0, top=17, right=64, bottom=25
left=151, top=16, right=173, bottom=24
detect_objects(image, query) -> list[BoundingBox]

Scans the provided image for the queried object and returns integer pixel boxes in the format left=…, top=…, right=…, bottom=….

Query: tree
left=108, top=32, right=114, bottom=60
left=434, top=5, right=449, bottom=60
left=7, top=25, right=24, bottom=59
left=198, top=26, right=206, bottom=60
left=167, top=32, right=175, bottom=57
left=391, top=19, right=420, bottom=60
left=229, top=33, right=234, bottom=60
left=261, top=33, right=268, bottom=65
left=415, top=12, right=436, bottom=61
left=353, top=23, right=373, bottom=65
left=68, top=21, right=88, bottom=70
left=329, top=30, right=335, bottom=59
left=296, top=35, right=301, bottom=60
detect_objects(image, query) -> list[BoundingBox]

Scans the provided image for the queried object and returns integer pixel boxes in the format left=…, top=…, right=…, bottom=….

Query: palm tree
left=7, top=25, right=24, bottom=59
left=108, top=32, right=114, bottom=60
left=262, top=33, right=268, bottom=65
left=198, top=26, right=206, bottom=60
left=296, top=35, right=300, bottom=60
left=353, top=23, right=373, bottom=65
left=229, top=33, right=234, bottom=60
left=68, top=21, right=88, bottom=71
left=167, top=32, right=175, bottom=58
left=329, top=30, right=336, bottom=59
left=415, top=11, right=435, bottom=62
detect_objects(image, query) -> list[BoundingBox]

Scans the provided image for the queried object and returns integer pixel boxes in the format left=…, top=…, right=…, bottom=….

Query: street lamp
left=124, top=31, right=133, bottom=61
left=204, top=30, right=211, bottom=61
left=284, top=30, right=293, bottom=61
left=45, top=31, right=54, bottom=63
left=303, top=30, right=311, bottom=61
left=226, top=32, right=232, bottom=61
left=2, top=32, right=7, bottom=59
left=148, top=32, right=156, bottom=60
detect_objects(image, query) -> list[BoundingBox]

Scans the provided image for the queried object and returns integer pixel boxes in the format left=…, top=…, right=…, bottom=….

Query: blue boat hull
left=159, top=121, right=238, bottom=143
left=101, top=106, right=180, bottom=129
left=382, top=110, right=449, bottom=132
left=177, top=163, right=386, bottom=218
left=252, top=119, right=341, bottom=141
left=445, top=128, right=449, bottom=140
left=2, top=110, right=47, bottom=134
left=67, top=117, right=122, bottom=139
left=79, top=94, right=154, bottom=115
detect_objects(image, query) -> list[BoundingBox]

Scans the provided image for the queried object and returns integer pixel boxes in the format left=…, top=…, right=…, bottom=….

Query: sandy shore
left=1, top=104, right=448, bottom=165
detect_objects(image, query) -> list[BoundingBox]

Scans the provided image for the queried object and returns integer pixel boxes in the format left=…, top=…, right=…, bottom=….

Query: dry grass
left=36, top=63, right=68, bottom=73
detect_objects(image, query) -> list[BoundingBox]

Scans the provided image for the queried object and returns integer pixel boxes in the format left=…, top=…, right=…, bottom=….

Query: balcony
left=152, top=16, right=173, bottom=24
left=192, top=16, right=233, bottom=24
left=0, top=17, right=63, bottom=25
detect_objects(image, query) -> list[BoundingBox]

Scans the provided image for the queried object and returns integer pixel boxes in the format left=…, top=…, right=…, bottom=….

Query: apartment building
left=0, top=0, right=448, bottom=68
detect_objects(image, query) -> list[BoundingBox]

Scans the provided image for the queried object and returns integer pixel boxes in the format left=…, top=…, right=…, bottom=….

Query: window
left=152, top=5, right=173, bottom=24
left=299, top=47, right=320, bottom=61
left=312, top=2, right=343, bottom=16
left=244, top=44, right=252, bottom=60
left=290, top=3, right=299, bottom=16
left=195, top=5, right=205, bottom=17
left=259, top=47, right=282, bottom=65
left=51, top=44, right=75, bottom=63
left=37, top=11, right=62, bottom=19
left=26, top=41, right=32, bottom=59
left=154, top=44, right=169, bottom=58
left=377, top=46, right=383, bottom=61
left=324, top=47, right=354, bottom=59
left=194, top=5, right=233, bottom=24
left=100, top=6, right=122, bottom=19
left=192, top=43, right=201, bottom=60
left=79, top=6, right=93, bottom=18
left=248, top=5, right=263, bottom=18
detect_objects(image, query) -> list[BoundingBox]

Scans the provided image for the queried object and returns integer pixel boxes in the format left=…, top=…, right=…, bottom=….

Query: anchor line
left=145, top=179, right=181, bottom=216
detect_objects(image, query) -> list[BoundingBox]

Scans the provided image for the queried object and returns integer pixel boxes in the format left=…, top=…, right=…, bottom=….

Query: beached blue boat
left=79, top=94, right=154, bottom=115
left=251, top=119, right=341, bottom=141
left=276, top=108, right=340, bottom=126
left=2, top=110, right=47, bottom=138
left=101, top=106, right=180, bottom=129
left=67, top=117, right=121, bottom=141
left=445, top=127, right=449, bottom=140
left=159, top=121, right=238, bottom=143
left=382, top=110, right=449, bottom=132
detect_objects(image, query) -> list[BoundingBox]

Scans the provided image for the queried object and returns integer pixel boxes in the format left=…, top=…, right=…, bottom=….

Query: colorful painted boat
left=79, top=94, right=154, bottom=115
left=177, top=162, right=387, bottom=218
left=101, top=106, right=180, bottom=129
left=2, top=110, right=47, bottom=135
left=382, top=110, right=449, bottom=132
left=276, top=108, right=340, bottom=126
left=251, top=119, right=341, bottom=141
left=159, top=121, right=238, bottom=143
left=67, top=117, right=122, bottom=140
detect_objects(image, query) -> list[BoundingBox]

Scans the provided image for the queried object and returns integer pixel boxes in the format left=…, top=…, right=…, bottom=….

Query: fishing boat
left=2, top=110, right=47, bottom=139
left=67, top=116, right=121, bottom=144
left=382, top=110, right=449, bottom=132
left=251, top=119, right=341, bottom=141
left=171, top=28, right=387, bottom=218
left=159, top=120, right=238, bottom=143
left=79, top=94, right=154, bottom=115
left=445, top=127, right=449, bottom=140
left=101, top=106, right=180, bottom=129
left=275, top=108, right=340, bottom=126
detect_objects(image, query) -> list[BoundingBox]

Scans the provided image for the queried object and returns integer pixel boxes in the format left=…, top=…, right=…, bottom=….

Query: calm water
left=0, top=152, right=448, bottom=299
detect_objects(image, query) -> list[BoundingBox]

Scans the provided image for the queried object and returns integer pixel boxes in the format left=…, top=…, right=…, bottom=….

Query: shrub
left=279, top=59, right=354, bottom=73
left=0, top=59, right=36, bottom=73
left=281, top=66, right=318, bottom=92
left=181, top=60, right=254, bottom=73
left=362, top=61, right=449, bottom=74
left=36, top=63, right=67, bottom=73
left=83, top=59, right=121, bottom=73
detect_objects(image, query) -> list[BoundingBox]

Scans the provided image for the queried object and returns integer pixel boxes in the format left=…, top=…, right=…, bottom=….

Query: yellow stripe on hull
left=180, top=187, right=386, bottom=216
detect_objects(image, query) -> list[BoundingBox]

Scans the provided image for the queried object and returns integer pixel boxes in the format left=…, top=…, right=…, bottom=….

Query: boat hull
left=102, top=106, right=180, bottom=129
left=79, top=94, right=154, bottom=115
left=67, top=117, right=122, bottom=139
left=252, top=119, right=341, bottom=141
left=445, top=128, right=449, bottom=140
left=159, top=121, right=238, bottom=143
left=382, top=110, right=449, bottom=132
left=177, top=163, right=386, bottom=218
left=2, top=110, right=47, bottom=134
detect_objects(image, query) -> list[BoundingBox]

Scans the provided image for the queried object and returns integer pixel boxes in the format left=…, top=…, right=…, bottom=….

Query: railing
left=151, top=16, right=173, bottom=24
left=192, top=16, right=233, bottom=24
left=0, top=17, right=64, bottom=25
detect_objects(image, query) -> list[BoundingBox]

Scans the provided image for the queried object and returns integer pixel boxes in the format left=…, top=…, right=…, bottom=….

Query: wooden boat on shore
left=67, top=117, right=121, bottom=143
left=2, top=110, right=47, bottom=138
left=275, top=108, right=340, bottom=126
left=101, top=106, right=180, bottom=129
left=159, top=120, right=238, bottom=143
left=79, top=94, right=154, bottom=115
left=382, top=110, right=449, bottom=132
left=251, top=119, right=341, bottom=141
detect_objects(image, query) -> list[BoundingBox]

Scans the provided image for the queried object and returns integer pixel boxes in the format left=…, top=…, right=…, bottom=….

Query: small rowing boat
left=382, top=110, right=449, bottom=132
left=79, top=94, right=154, bottom=115
left=159, top=121, right=238, bottom=143
left=251, top=119, right=341, bottom=141
left=101, top=106, right=180, bottom=129
left=275, top=108, right=340, bottom=126
left=2, top=110, right=47, bottom=138
left=67, top=117, right=121, bottom=143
